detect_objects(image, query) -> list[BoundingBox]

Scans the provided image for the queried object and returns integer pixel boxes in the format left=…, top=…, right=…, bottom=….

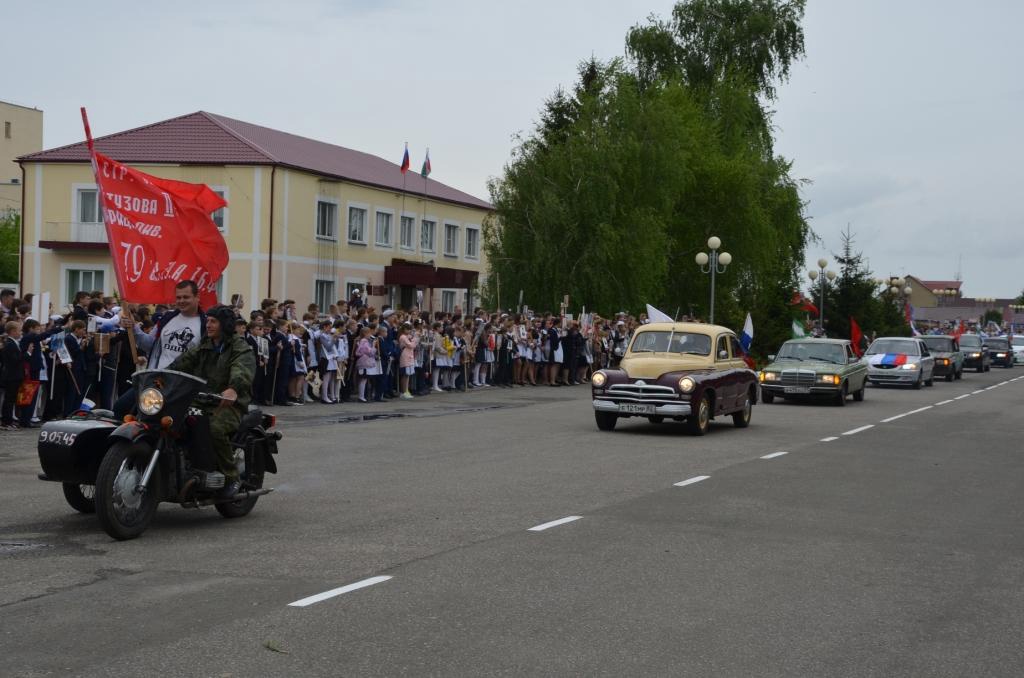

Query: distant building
left=904, top=275, right=1022, bottom=327
left=18, top=111, right=492, bottom=311
left=0, top=100, right=43, bottom=217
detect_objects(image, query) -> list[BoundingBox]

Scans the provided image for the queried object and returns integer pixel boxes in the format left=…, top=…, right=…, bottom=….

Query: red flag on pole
left=81, top=108, right=228, bottom=308
left=849, top=316, right=864, bottom=356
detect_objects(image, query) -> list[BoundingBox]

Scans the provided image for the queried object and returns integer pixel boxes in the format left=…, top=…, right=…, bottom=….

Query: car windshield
left=1013, top=337, right=1024, bottom=346
left=629, top=331, right=711, bottom=355
left=959, top=335, right=981, bottom=348
left=922, top=337, right=954, bottom=352
left=987, top=338, right=1009, bottom=349
left=866, top=339, right=920, bottom=356
left=776, top=341, right=846, bottom=364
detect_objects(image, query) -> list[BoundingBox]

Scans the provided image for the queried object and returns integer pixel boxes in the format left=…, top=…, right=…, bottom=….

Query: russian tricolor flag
left=880, top=353, right=908, bottom=366
left=400, top=143, right=410, bottom=174
left=740, top=312, right=754, bottom=352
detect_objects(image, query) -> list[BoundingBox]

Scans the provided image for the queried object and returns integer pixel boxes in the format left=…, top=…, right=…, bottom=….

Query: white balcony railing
left=72, top=221, right=108, bottom=243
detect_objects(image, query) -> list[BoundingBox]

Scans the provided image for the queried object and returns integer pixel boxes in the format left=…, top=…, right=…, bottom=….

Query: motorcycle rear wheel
left=95, top=441, right=159, bottom=541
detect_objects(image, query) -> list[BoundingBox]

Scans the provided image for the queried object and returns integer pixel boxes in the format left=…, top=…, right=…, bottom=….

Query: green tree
left=983, top=309, right=1003, bottom=325
left=0, top=211, right=20, bottom=284
left=485, top=0, right=811, bottom=359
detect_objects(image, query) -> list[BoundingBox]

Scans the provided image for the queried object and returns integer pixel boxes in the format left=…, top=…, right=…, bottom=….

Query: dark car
left=591, top=322, right=758, bottom=436
left=959, top=334, right=991, bottom=373
left=986, top=337, right=1014, bottom=368
left=920, top=335, right=964, bottom=381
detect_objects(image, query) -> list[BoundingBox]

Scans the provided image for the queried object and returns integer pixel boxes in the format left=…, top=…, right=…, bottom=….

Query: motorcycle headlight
left=138, top=387, right=164, bottom=415
left=678, top=376, right=695, bottom=393
left=899, top=363, right=919, bottom=371
left=592, top=371, right=607, bottom=387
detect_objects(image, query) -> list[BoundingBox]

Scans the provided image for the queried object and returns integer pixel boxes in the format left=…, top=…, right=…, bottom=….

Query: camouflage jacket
left=169, top=334, right=256, bottom=411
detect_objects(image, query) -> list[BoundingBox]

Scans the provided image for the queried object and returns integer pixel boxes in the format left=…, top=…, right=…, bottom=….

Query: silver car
left=1012, top=336, right=1024, bottom=365
left=863, top=337, right=936, bottom=389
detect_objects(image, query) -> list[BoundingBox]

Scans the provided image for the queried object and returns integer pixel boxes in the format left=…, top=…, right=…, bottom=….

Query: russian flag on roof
left=400, top=143, right=410, bottom=174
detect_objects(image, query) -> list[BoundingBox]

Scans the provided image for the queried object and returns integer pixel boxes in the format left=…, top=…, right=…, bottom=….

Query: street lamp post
left=807, top=258, right=836, bottom=334
left=695, top=236, right=731, bottom=325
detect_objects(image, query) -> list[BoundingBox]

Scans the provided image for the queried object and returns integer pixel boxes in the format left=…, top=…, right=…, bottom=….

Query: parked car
left=591, top=322, right=758, bottom=435
left=920, top=335, right=964, bottom=381
left=1012, top=336, right=1024, bottom=365
left=863, top=337, right=936, bottom=389
left=959, top=334, right=991, bottom=373
left=986, top=337, right=1014, bottom=368
left=759, top=338, right=867, bottom=406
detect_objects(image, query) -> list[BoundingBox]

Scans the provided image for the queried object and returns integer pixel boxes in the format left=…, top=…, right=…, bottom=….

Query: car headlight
left=938, top=358, right=949, bottom=365
left=996, top=353, right=1006, bottom=357
left=678, top=376, right=695, bottom=393
left=760, top=371, right=779, bottom=382
left=138, top=387, right=164, bottom=415
left=591, top=371, right=607, bottom=387
left=970, top=352, right=981, bottom=358
left=899, top=363, right=919, bottom=370
left=818, top=374, right=840, bottom=385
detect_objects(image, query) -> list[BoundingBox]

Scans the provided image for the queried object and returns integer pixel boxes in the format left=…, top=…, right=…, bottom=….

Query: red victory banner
left=81, top=108, right=228, bottom=308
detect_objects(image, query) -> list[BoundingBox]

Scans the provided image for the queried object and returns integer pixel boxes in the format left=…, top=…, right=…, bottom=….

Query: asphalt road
left=2, top=366, right=1023, bottom=677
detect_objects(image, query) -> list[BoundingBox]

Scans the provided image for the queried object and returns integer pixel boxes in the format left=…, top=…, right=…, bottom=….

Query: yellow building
left=1, top=100, right=43, bottom=217
left=18, top=111, right=492, bottom=312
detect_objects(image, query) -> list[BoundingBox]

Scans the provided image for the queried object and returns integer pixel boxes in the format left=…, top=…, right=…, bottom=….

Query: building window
left=211, top=189, right=227, bottom=231
left=465, top=227, right=480, bottom=259
left=442, top=290, right=456, bottom=313
left=346, top=282, right=363, bottom=300
left=4, top=122, right=10, bottom=139
left=400, top=216, right=415, bottom=250
left=421, top=219, right=436, bottom=253
left=66, top=269, right=105, bottom=306
left=77, top=188, right=101, bottom=223
left=316, top=200, right=338, bottom=240
left=314, top=279, right=336, bottom=312
left=375, top=211, right=393, bottom=246
left=348, top=206, right=367, bottom=243
left=444, top=223, right=459, bottom=257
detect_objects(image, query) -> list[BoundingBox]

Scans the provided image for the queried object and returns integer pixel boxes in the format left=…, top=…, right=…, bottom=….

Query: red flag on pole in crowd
left=952, top=320, right=965, bottom=340
left=81, top=108, right=228, bottom=308
left=789, top=291, right=819, bottom=316
left=849, top=316, right=864, bottom=356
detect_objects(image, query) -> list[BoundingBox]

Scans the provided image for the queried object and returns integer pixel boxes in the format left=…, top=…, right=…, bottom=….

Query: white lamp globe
left=808, top=270, right=819, bottom=281
left=817, top=258, right=828, bottom=269
left=695, top=252, right=709, bottom=266
left=890, top=286, right=899, bottom=294
left=718, top=252, right=732, bottom=266
left=707, top=236, right=721, bottom=250
left=826, top=270, right=837, bottom=281
left=903, top=286, right=913, bottom=296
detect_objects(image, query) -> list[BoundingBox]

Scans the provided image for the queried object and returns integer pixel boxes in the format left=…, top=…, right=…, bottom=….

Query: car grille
left=780, top=369, right=816, bottom=386
left=870, top=373, right=903, bottom=381
left=604, top=383, right=681, bottom=404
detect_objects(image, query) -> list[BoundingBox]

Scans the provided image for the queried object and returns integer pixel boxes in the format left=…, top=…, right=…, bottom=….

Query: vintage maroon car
left=591, top=322, right=758, bottom=435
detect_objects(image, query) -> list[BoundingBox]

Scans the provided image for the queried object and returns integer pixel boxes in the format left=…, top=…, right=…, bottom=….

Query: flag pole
left=80, top=107, right=139, bottom=366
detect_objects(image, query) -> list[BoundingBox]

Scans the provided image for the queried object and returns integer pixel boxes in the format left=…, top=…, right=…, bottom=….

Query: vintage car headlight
left=969, top=352, right=981, bottom=358
left=138, top=387, right=164, bottom=415
left=996, top=353, right=1006, bottom=357
left=899, top=362, right=919, bottom=370
left=818, top=374, right=840, bottom=385
left=938, top=358, right=950, bottom=365
left=678, top=376, right=696, bottom=393
left=760, top=371, right=779, bottom=382
left=591, top=371, right=607, bottom=387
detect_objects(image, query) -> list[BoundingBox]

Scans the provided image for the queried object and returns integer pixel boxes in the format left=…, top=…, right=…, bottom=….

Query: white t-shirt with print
left=155, top=313, right=202, bottom=370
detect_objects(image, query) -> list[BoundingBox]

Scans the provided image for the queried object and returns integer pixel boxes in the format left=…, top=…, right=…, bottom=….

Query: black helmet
left=208, top=305, right=238, bottom=337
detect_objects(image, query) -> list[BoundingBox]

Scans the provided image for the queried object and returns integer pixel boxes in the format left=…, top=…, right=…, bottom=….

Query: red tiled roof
left=19, top=111, right=493, bottom=211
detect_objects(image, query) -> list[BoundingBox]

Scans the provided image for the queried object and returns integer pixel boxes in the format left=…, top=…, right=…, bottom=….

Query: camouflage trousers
left=208, top=406, right=241, bottom=481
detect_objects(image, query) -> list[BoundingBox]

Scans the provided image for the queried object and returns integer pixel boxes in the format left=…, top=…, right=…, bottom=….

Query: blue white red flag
left=740, top=312, right=754, bottom=352
left=400, top=143, right=410, bottom=174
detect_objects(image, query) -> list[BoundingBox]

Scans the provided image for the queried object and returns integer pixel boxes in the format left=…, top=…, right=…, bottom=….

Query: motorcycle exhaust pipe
left=181, top=487, right=274, bottom=508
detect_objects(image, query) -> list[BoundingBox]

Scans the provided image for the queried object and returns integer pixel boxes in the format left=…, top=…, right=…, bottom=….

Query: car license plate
left=784, top=386, right=811, bottom=394
left=619, top=403, right=655, bottom=415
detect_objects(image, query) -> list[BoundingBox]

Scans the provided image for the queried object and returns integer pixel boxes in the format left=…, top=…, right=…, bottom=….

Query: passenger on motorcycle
left=168, top=305, right=256, bottom=498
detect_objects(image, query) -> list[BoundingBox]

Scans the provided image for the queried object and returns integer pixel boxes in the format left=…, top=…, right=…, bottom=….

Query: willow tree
left=485, top=0, right=811, bottom=355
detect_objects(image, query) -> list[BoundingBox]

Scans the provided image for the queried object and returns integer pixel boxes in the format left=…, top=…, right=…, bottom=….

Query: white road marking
left=999, top=381, right=1009, bottom=385
left=821, top=436, right=839, bottom=442
left=935, top=400, right=954, bottom=406
left=985, top=386, right=998, bottom=390
left=288, top=576, right=392, bottom=607
left=954, top=394, right=971, bottom=400
left=880, top=406, right=933, bottom=423
left=842, top=425, right=875, bottom=436
left=674, top=475, right=710, bottom=487
left=760, top=451, right=788, bottom=460
left=972, top=390, right=985, bottom=394
left=528, top=515, right=583, bottom=532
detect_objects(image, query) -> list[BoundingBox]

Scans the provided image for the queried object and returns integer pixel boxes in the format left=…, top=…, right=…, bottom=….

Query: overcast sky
left=5, top=0, right=1022, bottom=296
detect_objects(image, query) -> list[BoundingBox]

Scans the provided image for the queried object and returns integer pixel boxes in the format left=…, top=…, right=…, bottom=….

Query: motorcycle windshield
left=133, top=369, right=208, bottom=420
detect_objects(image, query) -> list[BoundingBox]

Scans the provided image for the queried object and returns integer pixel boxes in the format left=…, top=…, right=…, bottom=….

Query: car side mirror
left=767, top=354, right=776, bottom=361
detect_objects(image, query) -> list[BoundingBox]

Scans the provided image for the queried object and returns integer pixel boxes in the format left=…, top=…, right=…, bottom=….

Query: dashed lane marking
left=760, top=451, right=788, bottom=460
left=674, top=475, right=710, bottom=487
left=935, top=400, right=954, bottom=406
left=972, top=390, right=985, bottom=394
left=821, top=436, right=839, bottom=442
left=288, top=576, right=393, bottom=607
left=954, top=394, right=972, bottom=400
left=528, top=515, right=583, bottom=532
left=842, top=425, right=875, bottom=436
left=880, top=406, right=933, bottom=423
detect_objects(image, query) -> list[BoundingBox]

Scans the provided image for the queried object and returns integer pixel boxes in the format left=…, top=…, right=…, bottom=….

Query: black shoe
left=218, top=478, right=241, bottom=499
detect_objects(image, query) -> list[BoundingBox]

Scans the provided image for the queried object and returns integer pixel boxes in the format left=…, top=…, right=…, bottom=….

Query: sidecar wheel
left=62, top=483, right=96, bottom=514
left=95, top=441, right=159, bottom=541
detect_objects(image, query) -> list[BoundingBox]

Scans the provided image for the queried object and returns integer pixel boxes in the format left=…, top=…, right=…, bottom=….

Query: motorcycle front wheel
left=95, top=441, right=160, bottom=541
